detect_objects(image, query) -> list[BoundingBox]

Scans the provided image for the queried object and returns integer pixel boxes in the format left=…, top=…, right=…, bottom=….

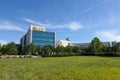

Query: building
left=56, top=40, right=71, bottom=47
left=70, top=42, right=110, bottom=48
left=20, top=25, right=56, bottom=49
left=70, top=43, right=90, bottom=48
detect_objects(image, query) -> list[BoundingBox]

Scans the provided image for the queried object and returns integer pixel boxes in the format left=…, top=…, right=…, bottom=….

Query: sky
left=0, top=0, right=120, bottom=44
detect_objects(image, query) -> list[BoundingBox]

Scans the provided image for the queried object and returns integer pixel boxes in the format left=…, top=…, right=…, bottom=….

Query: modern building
left=70, top=43, right=90, bottom=48
left=56, top=40, right=71, bottom=47
left=20, top=25, right=56, bottom=49
left=70, top=42, right=110, bottom=48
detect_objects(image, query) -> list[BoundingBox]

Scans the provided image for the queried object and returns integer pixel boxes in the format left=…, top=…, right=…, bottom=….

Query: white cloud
left=106, top=13, right=120, bottom=26
left=102, top=0, right=110, bottom=4
left=86, top=13, right=120, bottom=30
left=48, top=22, right=83, bottom=31
left=0, top=40, right=8, bottom=45
left=22, top=18, right=43, bottom=26
left=0, top=21, right=26, bottom=32
left=83, top=6, right=94, bottom=13
left=95, top=30, right=120, bottom=42
left=67, top=22, right=83, bottom=30
left=22, top=18, right=83, bottom=31
left=45, top=22, right=83, bottom=30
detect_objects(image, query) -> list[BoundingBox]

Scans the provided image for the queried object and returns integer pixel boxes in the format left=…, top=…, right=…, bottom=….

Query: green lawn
left=0, top=56, right=120, bottom=80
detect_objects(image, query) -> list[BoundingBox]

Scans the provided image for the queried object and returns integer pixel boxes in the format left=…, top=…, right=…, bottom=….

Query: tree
left=0, top=43, right=2, bottom=55
left=0, top=45, right=7, bottom=54
left=64, top=46, right=74, bottom=56
left=5, top=42, right=18, bottom=55
left=88, top=37, right=104, bottom=55
left=0, top=43, right=1, bottom=50
left=23, top=43, right=35, bottom=55
left=42, top=45, right=53, bottom=55
left=35, top=46, right=42, bottom=55
left=102, top=45, right=110, bottom=52
left=111, top=41, right=120, bottom=52
left=54, top=46, right=65, bottom=55
left=72, top=46, right=81, bottom=55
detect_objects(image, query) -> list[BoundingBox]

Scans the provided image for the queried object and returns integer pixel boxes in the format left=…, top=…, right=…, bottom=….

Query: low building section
left=70, top=43, right=90, bottom=48
left=56, top=40, right=71, bottom=47
left=70, top=42, right=110, bottom=48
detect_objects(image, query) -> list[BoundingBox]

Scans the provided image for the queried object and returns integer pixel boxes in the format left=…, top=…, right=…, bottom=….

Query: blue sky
left=0, top=0, right=120, bottom=44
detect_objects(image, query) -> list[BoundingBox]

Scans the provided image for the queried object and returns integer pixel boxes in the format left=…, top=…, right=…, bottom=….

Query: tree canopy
left=23, top=43, right=35, bottom=55
left=1, top=42, right=18, bottom=55
left=42, top=45, right=53, bottom=55
left=88, top=37, right=104, bottom=54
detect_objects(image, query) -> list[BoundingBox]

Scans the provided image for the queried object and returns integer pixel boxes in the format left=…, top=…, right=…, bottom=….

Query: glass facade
left=32, top=30, right=55, bottom=47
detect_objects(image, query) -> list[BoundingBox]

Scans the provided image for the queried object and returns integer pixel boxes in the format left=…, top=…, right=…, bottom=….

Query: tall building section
left=20, top=25, right=56, bottom=49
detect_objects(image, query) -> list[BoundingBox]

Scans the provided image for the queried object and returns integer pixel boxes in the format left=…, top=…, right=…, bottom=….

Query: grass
left=0, top=56, right=120, bottom=80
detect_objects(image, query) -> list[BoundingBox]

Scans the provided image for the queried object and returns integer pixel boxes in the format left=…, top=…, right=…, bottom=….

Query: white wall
left=56, top=40, right=71, bottom=47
